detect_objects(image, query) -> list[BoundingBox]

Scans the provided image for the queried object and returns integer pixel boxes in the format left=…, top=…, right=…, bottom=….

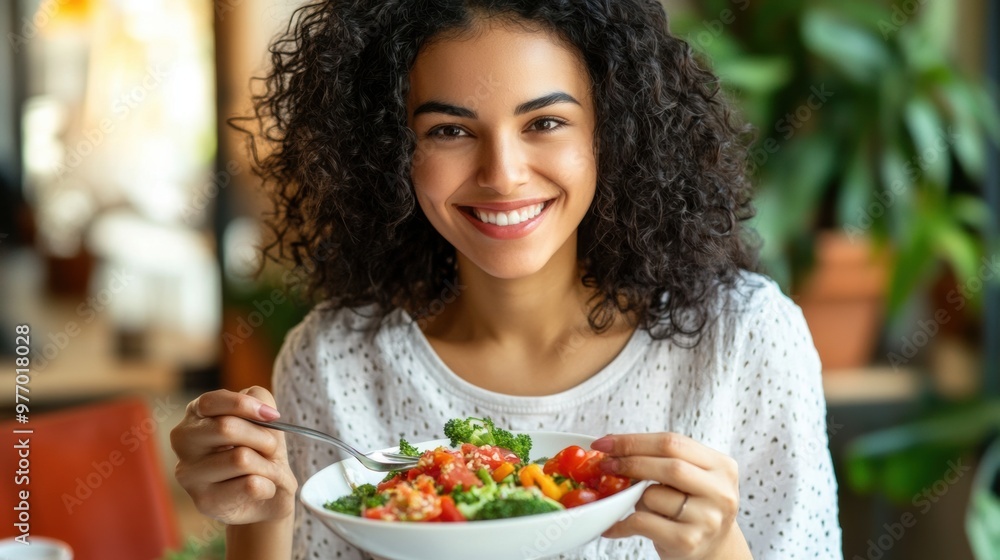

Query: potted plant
left=671, top=0, right=1000, bottom=369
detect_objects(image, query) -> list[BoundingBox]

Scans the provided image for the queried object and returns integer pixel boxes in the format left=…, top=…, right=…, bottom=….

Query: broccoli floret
left=474, top=495, right=562, bottom=520
left=323, top=483, right=387, bottom=516
left=451, top=469, right=500, bottom=518
left=443, top=417, right=532, bottom=463
left=398, top=438, right=421, bottom=457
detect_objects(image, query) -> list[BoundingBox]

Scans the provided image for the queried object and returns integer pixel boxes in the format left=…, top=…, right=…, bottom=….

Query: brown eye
left=426, top=125, right=468, bottom=140
left=530, top=118, right=567, bottom=133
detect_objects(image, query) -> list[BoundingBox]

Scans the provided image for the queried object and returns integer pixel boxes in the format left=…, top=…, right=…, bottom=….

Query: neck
left=427, top=239, right=592, bottom=346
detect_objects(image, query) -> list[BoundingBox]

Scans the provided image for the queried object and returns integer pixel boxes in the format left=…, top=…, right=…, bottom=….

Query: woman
left=171, top=1, right=842, bottom=558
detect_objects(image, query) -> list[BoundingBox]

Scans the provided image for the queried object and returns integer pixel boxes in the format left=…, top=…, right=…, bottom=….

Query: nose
left=476, top=134, right=530, bottom=195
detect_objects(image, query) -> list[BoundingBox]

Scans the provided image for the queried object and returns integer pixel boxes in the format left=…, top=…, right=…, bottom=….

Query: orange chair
left=1, top=397, right=180, bottom=560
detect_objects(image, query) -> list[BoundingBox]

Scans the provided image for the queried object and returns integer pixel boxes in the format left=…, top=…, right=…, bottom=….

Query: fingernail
left=591, top=436, right=613, bottom=452
left=599, top=458, right=619, bottom=473
left=259, top=404, right=280, bottom=421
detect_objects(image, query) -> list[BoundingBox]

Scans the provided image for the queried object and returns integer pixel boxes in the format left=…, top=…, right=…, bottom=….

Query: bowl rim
left=300, top=431, right=650, bottom=530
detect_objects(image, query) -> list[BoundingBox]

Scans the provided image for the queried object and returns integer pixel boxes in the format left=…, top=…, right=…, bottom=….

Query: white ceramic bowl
left=300, top=431, right=651, bottom=560
left=0, top=537, right=73, bottom=559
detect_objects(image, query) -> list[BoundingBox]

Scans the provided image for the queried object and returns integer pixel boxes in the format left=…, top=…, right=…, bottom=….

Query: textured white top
left=272, top=272, right=842, bottom=559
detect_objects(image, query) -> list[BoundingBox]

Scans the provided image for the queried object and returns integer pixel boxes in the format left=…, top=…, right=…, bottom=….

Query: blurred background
left=0, top=0, right=997, bottom=558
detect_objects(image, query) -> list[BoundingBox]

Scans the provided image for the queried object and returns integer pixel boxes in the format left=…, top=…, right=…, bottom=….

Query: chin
left=465, top=253, right=551, bottom=280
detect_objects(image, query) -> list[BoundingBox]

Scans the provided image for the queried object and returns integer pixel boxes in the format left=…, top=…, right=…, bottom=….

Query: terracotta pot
left=793, top=231, right=890, bottom=371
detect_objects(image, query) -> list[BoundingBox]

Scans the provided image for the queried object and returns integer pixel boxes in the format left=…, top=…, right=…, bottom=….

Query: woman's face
left=406, top=20, right=597, bottom=280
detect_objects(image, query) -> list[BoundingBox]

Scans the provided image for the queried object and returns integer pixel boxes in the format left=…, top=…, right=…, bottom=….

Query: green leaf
left=886, top=217, right=934, bottom=315
left=903, top=96, right=950, bottom=187
left=972, top=83, right=1000, bottom=145
left=951, top=195, right=993, bottom=230
left=878, top=143, right=915, bottom=239
left=941, top=81, right=987, bottom=178
left=916, top=0, right=956, bottom=53
left=836, top=140, right=875, bottom=228
left=932, top=220, right=980, bottom=288
left=845, top=401, right=1000, bottom=502
left=801, top=8, right=892, bottom=85
left=713, top=56, right=792, bottom=95
left=897, top=20, right=950, bottom=73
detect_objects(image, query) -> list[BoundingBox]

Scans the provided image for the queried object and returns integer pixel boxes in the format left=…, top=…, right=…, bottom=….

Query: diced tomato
left=559, top=488, right=600, bottom=509
left=433, top=495, right=466, bottom=522
left=461, top=443, right=520, bottom=471
left=437, top=461, right=483, bottom=493
left=377, top=474, right=403, bottom=493
left=406, top=466, right=428, bottom=481
left=596, top=474, right=631, bottom=497
left=378, top=477, right=441, bottom=521
left=363, top=505, right=394, bottom=520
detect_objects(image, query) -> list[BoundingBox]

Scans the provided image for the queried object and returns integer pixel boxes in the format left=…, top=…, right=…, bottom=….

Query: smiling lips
left=471, top=203, right=545, bottom=226
left=461, top=200, right=552, bottom=240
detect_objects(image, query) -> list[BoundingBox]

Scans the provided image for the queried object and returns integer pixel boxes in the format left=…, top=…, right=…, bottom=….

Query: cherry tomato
left=596, top=474, right=631, bottom=497
left=571, top=451, right=604, bottom=487
left=559, top=488, right=600, bottom=509
left=545, top=446, right=606, bottom=487
left=544, top=445, right=588, bottom=477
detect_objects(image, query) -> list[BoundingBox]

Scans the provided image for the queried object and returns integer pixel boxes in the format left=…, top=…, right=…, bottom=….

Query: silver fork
left=247, top=418, right=421, bottom=472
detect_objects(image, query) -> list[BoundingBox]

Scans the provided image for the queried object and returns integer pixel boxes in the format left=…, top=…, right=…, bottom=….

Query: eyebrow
left=411, top=91, right=581, bottom=119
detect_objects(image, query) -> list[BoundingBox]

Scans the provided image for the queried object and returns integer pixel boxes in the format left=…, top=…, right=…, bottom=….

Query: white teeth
left=472, top=203, right=545, bottom=226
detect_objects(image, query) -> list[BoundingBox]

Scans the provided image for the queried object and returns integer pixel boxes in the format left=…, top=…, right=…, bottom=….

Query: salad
left=323, top=417, right=632, bottom=522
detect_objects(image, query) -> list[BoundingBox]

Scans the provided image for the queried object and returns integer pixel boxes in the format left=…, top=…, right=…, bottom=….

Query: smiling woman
left=170, top=2, right=843, bottom=559
left=407, top=21, right=597, bottom=280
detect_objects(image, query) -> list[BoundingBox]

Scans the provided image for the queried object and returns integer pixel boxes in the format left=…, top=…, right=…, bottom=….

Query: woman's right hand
left=170, top=386, right=298, bottom=525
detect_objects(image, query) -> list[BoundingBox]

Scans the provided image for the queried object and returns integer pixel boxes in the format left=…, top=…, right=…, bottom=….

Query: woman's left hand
left=592, top=433, right=753, bottom=560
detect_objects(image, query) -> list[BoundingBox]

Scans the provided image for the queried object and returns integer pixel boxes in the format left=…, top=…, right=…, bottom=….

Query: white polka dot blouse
left=273, top=271, right=843, bottom=559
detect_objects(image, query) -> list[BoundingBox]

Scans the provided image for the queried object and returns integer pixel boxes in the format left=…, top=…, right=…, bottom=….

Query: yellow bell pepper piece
left=518, top=463, right=565, bottom=501
left=492, top=462, right=516, bottom=482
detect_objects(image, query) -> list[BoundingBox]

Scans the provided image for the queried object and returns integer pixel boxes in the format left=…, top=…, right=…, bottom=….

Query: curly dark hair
left=244, top=0, right=759, bottom=345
